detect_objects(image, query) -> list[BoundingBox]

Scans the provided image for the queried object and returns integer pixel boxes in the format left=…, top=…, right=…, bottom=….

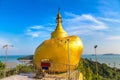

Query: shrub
left=16, top=64, right=35, bottom=73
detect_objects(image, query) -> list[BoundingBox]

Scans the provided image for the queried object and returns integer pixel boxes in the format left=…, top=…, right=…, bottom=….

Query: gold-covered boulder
left=33, top=10, right=83, bottom=72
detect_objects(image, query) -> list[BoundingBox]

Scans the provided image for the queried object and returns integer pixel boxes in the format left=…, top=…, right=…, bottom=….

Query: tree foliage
left=77, top=58, right=120, bottom=80
left=0, top=61, right=5, bottom=78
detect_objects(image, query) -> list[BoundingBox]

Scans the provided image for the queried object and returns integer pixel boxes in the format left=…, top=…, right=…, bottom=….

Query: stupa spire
left=56, top=8, right=62, bottom=23
left=51, top=9, right=68, bottom=38
left=55, top=8, right=63, bottom=31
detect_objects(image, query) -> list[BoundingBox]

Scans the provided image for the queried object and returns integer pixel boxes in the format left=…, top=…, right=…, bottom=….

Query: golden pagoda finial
left=56, top=8, right=62, bottom=23
left=51, top=9, right=68, bottom=38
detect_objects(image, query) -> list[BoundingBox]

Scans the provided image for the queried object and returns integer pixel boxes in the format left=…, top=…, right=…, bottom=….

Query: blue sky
left=0, top=0, right=120, bottom=55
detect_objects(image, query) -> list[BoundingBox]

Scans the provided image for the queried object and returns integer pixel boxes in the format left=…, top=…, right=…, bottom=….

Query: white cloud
left=64, top=12, right=79, bottom=17
left=81, top=14, right=103, bottom=24
left=63, top=12, right=108, bottom=35
left=98, top=17, right=120, bottom=23
left=30, top=25, right=44, bottom=29
left=26, top=31, right=40, bottom=38
left=26, top=25, right=52, bottom=38
left=106, top=36, right=120, bottom=40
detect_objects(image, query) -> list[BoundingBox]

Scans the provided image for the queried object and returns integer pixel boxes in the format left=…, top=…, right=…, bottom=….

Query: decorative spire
left=51, top=9, right=68, bottom=38
left=55, top=8, right=63, bottom=31
left=56, top=8, right=62, bottom=23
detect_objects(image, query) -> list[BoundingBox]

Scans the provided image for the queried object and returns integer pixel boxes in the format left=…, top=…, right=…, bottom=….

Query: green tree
left=0, top=61, right=5, bottom=78
left=77, top=58, right=120, bottom=80
left=16, top=64, right=34, bottom=73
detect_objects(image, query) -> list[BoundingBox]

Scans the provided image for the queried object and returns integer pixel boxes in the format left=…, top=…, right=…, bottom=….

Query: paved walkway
left=1, top=70, right=82, bottom=80
left=0, top=73, right=67, bottom=80
left=0, top=73, right=35, bottom=80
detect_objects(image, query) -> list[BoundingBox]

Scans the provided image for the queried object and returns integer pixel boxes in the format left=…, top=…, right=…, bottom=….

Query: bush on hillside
left=77, top=58, right=120, bottom=80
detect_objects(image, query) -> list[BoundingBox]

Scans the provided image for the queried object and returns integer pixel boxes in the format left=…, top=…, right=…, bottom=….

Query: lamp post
left=3, top=44, right=14, bottom=78
left=66, top=39, right=70, bottom=80
left=60, top=39, right=71, bottom=80
left=94, top=45, right=98, bottom=79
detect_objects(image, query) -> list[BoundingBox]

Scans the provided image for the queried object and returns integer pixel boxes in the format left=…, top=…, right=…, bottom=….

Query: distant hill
left=17, top=55, right=33, bottom=60
left=103, top=53, right=120, bottom=56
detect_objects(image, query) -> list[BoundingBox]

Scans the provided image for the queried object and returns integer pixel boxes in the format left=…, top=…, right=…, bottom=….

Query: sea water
left=0, top=55, right=25, bottom=63
left=0, top=55, right=26, bottom=68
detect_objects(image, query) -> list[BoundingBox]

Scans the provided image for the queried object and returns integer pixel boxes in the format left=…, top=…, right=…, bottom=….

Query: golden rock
left=33, top=10, right=83, bottom=72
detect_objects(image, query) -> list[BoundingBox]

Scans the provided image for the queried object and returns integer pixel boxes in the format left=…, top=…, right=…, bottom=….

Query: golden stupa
left=33, top=10, right=83, bottom=72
